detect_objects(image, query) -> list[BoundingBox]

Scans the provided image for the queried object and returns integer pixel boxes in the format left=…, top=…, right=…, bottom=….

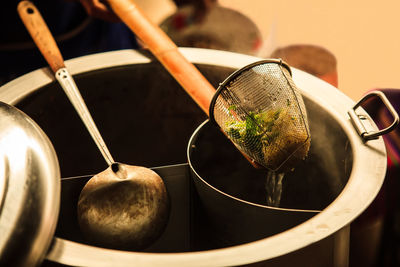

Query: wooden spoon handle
left=18, top=1, right=116, bottom=166
left=17, top=1, right=65, bottom=73
left=108, top=0, right=215, bottom=115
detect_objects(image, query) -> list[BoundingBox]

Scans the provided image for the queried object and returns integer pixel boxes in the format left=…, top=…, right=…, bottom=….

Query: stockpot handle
left=348, top=90, right=399, bottom=140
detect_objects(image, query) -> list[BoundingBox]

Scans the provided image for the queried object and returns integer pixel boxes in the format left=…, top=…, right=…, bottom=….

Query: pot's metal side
left=0, top=49, right=387, bottom=267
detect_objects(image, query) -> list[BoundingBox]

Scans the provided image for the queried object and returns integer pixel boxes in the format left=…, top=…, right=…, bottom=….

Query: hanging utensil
left=107, top=0, right=310, bottom=171
left=18, top=1, right=170, bottom=251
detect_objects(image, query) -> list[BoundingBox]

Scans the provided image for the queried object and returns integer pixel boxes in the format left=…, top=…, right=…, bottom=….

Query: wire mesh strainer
left=210, top=59, right=311, bottom=171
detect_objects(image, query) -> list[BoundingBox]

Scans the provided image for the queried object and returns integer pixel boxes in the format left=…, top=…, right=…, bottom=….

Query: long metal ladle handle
left=17, top=0, right=115, bottom=166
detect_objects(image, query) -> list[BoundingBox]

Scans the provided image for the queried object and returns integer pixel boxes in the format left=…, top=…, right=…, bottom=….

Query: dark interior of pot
left=15, top=62, right=223, bottom=177
left=14, top=61, right=353, bottom=256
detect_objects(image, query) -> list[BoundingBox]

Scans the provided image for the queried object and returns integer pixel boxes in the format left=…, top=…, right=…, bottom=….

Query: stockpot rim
left=0, top=48, right=387, bottom=267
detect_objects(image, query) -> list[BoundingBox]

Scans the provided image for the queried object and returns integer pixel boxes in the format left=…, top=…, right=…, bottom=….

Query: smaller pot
left=186, top=87, right=395, bottom=265
left=187, top=119, right=324, bottom=249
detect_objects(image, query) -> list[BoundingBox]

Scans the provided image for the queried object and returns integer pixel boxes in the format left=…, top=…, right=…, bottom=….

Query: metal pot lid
left=0, top=102, right=60, bottom=266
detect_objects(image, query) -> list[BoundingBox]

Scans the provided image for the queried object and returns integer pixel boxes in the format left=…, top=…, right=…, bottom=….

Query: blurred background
left=3, top=0, right=400, bottom=102
left=138, top=0, right=400, bottom=101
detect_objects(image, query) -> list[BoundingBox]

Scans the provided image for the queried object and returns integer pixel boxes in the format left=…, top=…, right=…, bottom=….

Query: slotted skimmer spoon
left=18, top=1, right=169, bottom=250
left=108, top=0, right=310, bottom=171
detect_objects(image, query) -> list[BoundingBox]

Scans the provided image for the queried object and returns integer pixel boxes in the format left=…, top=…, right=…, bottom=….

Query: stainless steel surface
left=0, top=102, right=60, bottom=266
left=0, top=48, right=388, bottom=266
left=55, top=68, right=114, bottom=165
left=209, top=59, right=310, bottom=171
left=348, top=90, right=399, bottom=140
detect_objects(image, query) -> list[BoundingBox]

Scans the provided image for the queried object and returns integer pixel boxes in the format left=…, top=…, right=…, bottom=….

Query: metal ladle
left=18, top=1, right=170, bottom=250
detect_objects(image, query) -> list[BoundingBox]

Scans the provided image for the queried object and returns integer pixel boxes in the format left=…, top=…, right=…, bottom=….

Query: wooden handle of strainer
left=108, top=0, right=215, bottom=115
left=17, top=1, right=65, bottom=73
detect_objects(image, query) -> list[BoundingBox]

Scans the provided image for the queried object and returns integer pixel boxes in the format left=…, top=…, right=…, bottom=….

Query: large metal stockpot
left=0, top=48, right=389, bottom=266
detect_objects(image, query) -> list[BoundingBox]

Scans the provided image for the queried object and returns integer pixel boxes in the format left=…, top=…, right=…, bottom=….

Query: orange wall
left=218, top=0, right=400, bottom=101
left=140, top=0, right=400, bottom=101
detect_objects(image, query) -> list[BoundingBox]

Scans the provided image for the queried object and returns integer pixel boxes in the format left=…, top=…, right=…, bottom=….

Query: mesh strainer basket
left=209, top=59, right=311, bottom=171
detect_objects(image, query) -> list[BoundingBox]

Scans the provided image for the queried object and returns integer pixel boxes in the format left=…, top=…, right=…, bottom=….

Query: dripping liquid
left=265, top=170, right=285, bottom=207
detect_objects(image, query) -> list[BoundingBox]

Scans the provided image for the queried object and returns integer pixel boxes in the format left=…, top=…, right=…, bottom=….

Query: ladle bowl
left=78, top=163, right=169, bottom=250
